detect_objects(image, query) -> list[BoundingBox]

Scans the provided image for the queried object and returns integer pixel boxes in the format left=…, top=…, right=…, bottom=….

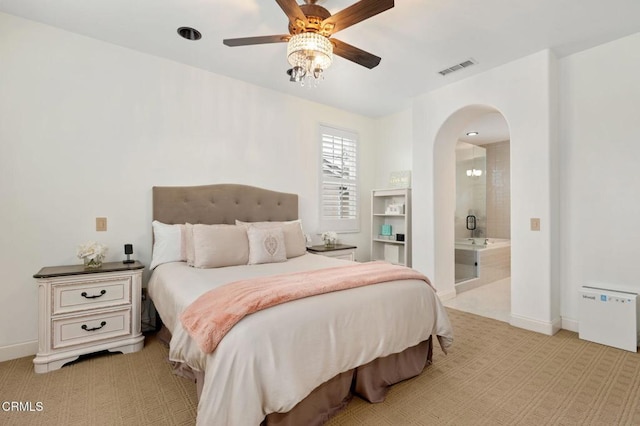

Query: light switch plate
left=530, top=218, right=540, bottom=231
left=96, top=217, right=107, bottom=232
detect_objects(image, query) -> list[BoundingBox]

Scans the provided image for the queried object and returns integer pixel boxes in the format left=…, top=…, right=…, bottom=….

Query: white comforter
left=148, top=254, right=453, bottom=425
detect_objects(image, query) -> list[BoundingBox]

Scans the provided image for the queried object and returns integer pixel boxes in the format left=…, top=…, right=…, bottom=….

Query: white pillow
left=150, top=221, right=186, bottom=270
left=192, top=224, right=249, bottom=268
left=236, top=219, right=306, bottom=258
left=247, top=227, right=287, bottom=265
left=185, top=223, right=195, bottom=267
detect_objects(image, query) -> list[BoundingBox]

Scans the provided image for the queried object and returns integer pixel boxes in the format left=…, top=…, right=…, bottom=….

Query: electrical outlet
left=96, top=217, right=107, bottom=232
left=530, top=218, right=540, bottom=231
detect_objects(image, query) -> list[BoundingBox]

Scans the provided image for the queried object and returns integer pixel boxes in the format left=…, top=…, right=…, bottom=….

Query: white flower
left=321, top=231, right=338, bottom=242
left=77, top=241, right=108, bottom=260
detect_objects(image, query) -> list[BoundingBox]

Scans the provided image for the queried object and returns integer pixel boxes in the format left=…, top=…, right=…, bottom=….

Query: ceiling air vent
left=438, top=58, right=477, bottom=76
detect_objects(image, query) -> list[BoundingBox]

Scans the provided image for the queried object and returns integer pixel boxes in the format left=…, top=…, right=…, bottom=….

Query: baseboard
left=561, top=317, right=579, bottom=333
left=437, top=289, right=457, bottom=302
left=551, top=316, right=562, bottom=334
left=509, top=313, right=561, bottom=336
left=0, top=340, right=38, bottom=363
left=454, top=278, right=482, bottom=293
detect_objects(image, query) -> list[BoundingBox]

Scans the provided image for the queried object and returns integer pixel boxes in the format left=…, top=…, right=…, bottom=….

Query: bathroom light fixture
left=466, top=131, right=479, bottom=136
left=286, top=32, right=333, bottom=87
left=466, top=144, right=483, bottom=178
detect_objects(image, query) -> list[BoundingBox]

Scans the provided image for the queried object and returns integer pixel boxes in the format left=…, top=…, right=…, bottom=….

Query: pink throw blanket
left=180, top=261, right=433, bottom=354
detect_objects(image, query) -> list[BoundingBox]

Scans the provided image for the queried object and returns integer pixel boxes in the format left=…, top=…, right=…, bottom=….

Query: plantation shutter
left=319, top=125, right=359, bottom=232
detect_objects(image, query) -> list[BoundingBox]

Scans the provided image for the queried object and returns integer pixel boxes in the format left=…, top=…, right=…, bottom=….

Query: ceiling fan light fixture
left=287, top=33, right=333, bottom=86
left=289, top=66, right=306, bottom=82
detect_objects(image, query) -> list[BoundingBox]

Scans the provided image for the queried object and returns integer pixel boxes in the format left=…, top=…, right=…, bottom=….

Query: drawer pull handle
left=81, top=321, right=107, bottom=332
left=81, top=289, right=106, bottom=299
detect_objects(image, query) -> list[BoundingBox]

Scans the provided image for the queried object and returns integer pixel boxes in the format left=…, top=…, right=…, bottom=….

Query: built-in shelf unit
left=371, top=188, right=411, bottom=267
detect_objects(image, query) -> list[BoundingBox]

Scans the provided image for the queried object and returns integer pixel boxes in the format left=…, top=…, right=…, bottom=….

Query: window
left=319, top=124, right=359, bottom=232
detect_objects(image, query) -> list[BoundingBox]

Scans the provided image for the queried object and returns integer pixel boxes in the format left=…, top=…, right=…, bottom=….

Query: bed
left=147, top=183, right=453, bottom=425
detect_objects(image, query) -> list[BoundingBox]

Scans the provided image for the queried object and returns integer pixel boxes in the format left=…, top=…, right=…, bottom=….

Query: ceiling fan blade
left=332, top=38, right=381, bottom=69
left=223, top=34, right=290, bottom=47
left=322, top=0, right=394, bottom=35
left=275, top=0, right=309, bottom=28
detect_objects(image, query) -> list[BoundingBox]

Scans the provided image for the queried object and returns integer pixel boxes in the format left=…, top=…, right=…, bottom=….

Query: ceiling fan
left=223, top=0, right=394, bottom=84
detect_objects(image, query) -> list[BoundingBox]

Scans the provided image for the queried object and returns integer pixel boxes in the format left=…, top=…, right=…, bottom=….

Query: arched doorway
left=430, top=105, right=512, bottom=321
left=446, top=110, right=512, bottom=321
left=411, top=53, right=559, bottom=335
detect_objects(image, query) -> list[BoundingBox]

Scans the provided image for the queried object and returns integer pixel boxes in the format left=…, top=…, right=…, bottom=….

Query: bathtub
left=455, top=238, right=511, bottom=292
left=455, top=238, right=510, bottom=250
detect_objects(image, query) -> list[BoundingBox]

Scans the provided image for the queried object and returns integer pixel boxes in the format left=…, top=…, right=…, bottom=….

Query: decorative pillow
left=185, top=223, right=195, bottom=267
left=150, top=221, right=187, bottom=270
left=236, top=219, right=306, bottom=258
left=247, top=227, right=287, bottom=265
left=192, top=224, right=249, bottom=268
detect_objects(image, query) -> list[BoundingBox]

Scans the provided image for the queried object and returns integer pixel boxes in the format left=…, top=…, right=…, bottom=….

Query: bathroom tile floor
left=443, top=277, right=511, bottom=323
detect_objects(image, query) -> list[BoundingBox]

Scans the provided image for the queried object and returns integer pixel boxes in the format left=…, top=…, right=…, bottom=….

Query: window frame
left=318, top=124, right=360, bottom=233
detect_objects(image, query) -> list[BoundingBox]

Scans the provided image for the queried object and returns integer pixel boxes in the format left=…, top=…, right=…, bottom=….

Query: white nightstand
left=307, top=244, right=357, bottom=261
left=32, top=261, right=145, bottom=373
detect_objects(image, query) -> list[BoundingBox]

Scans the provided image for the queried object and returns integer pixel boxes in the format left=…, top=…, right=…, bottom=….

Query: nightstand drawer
left=52, top=308, right=131, bottom=349
left=52, top=277, right=131, bottom=315
left=325, top=250, right=356, bottom=261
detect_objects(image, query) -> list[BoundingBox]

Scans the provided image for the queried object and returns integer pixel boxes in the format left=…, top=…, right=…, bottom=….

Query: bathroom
left=454, top=128, right=511, bottom=294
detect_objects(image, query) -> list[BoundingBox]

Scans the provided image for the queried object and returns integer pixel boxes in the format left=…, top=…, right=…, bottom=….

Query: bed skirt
left=158, top=327, right=433, bottom=425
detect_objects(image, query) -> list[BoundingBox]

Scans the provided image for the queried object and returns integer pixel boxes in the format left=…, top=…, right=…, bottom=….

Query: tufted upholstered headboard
left=152, top=184, right=298, bottom=225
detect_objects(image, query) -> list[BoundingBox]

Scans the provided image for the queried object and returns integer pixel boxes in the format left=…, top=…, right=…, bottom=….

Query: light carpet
left=2, top=309, right=639, bottom=425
